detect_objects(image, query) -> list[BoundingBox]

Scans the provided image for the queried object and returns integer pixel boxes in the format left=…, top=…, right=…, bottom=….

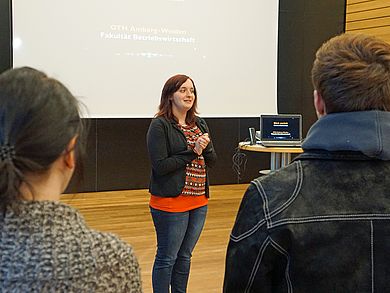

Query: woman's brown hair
left=156, top=74, right=198, bottom=125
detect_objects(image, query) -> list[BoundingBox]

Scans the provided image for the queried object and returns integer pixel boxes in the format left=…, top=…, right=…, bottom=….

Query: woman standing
left=147, top=74, right=217, bottom=292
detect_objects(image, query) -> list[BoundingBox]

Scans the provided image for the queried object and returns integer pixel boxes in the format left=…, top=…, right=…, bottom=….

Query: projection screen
left=12, top=0, right=279, bottom=117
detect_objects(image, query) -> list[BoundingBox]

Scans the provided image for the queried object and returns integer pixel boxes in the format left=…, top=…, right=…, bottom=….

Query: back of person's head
left=0, top=67, right=85, bottom=211
left=312, top=33, right=390, bottom=113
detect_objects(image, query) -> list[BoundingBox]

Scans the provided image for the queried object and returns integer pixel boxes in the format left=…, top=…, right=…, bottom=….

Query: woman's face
left=171, top=78, right=195, bottom=114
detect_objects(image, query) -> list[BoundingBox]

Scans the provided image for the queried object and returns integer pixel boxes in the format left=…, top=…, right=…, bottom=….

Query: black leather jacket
left=224, top=111, right=390, bottom=292
left=147, top=116, right=217, bottom=197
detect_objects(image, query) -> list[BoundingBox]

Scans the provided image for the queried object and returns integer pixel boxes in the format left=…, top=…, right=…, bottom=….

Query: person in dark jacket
left=147, top=74, right=217, bottom=292
left=224, top=33, right=390, bottom=292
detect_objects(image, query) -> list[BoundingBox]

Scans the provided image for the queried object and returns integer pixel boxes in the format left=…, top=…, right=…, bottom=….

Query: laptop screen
left=260, top=114, right=302, bottom=143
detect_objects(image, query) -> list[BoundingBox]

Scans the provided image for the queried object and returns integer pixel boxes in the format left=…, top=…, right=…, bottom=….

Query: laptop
left=258, top=114, right=302, bottom=147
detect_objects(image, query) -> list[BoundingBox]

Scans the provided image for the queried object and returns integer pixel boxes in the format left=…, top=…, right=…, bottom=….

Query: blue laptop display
left=259, top=114, right=302, bottom=147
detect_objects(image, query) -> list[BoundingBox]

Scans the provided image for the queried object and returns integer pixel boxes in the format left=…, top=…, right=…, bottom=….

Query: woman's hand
left=194, top=133, right=210, bottom=155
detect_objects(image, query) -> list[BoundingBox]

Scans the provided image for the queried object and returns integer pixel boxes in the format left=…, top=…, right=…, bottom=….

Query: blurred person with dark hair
left=0, top=67, right=142, bottom=292
left=224, top=33, right=390, bottom=292
left=147, top=74, right=217, bottom=292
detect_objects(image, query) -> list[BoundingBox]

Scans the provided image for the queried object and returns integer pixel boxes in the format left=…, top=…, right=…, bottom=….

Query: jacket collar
left=302, top=111, right=390, bottom=160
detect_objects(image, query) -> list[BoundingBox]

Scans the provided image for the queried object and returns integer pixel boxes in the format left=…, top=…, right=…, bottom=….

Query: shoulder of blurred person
left=0, top=200, right=142, bottom=292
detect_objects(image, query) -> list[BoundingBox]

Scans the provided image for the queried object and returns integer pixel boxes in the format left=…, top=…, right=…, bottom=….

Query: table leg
left=281, top=153, right=291, bottom=167
left=270, top=153, right=292, bottom=170
left=270, top=153, right=281, bottom=170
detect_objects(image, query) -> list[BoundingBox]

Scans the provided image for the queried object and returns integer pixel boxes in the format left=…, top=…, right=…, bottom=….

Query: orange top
left=149, top=194, right=208, bottom=212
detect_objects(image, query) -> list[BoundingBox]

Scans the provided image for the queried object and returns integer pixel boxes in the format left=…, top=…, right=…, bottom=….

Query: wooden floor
left=61, top=183, right=248, bottom=293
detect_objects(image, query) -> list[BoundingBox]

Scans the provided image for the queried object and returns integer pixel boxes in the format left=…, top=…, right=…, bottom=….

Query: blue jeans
left=150, top=205, right=208, bottom=293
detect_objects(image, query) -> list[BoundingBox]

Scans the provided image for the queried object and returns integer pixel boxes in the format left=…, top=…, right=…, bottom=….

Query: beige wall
left=346, top=0, right=390, bottom=42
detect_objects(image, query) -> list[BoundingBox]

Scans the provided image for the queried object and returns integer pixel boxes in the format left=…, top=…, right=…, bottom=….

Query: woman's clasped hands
left=194, top=133, right=210, bottom=155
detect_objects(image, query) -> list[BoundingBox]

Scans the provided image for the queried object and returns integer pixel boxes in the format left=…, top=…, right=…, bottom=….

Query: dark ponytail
left=0, top=156, right=24, bottom=214
left=0, top=67, right=85, bottom=212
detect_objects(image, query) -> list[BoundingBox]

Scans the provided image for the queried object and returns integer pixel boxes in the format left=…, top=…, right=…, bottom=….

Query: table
left=239, top=142, right=303, bottom=171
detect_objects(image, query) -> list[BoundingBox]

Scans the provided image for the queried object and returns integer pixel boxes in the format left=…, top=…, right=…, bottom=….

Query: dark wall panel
left=205, top=118, right=239, bottom=185
left=0, top=0, right=11, bottom=72
left=66, top=119, right=97, bottom=193
left=277, top=5, right=305, bottom=116
left=96, top=118, right=151, bottom=191
left=278, top=0, right=346, bottom=135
